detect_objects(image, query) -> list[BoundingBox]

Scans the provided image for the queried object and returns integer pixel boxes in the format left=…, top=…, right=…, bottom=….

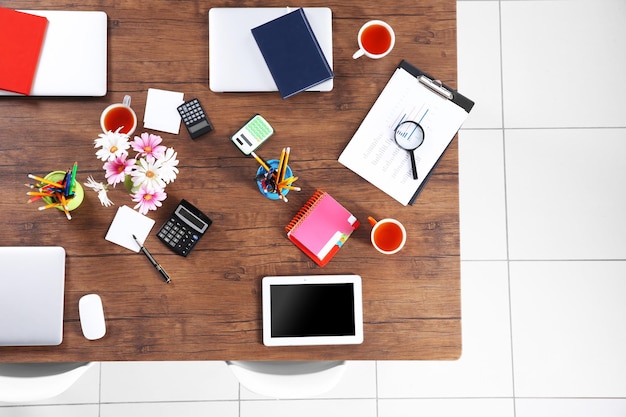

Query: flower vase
left=123, top=175, right=138, bottom=193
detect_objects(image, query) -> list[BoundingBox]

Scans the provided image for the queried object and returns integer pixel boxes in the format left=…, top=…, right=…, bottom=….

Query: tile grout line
left=98, top=362, right=102, bottom=417
left=375, top=360, right=379, bottom=417
left=496, top=0, right=518, bottom=414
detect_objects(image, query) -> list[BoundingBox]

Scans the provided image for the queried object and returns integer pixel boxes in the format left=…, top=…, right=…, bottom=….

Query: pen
left=132, top=234, right=171, bottom=284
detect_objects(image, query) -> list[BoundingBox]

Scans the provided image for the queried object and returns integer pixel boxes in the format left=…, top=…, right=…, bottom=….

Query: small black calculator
left=157, top=199, right=212, bottom=257
left=177, top=98, right=214, bottom=139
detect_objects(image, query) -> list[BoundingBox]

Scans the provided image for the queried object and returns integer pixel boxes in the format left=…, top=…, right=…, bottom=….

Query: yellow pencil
left=27, top=191, right=54, bottom=196
left=281, top=185, right=301, bottom=191
left=250, top=151, right=270, bottom=172
left=280, top=147, right=290, bottom=185
left=275, top=147, right=286, bottom=186
left=278, top=176, right=298, bottom=187
left=59, top=194, right=72, bottom=220
left=38, top=202, right=61, bottom=211
left=28, top=174, right=61, bottom=187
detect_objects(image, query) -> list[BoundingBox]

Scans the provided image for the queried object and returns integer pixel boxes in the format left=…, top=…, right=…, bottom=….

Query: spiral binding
left=285, top=189, right=326, bottom=233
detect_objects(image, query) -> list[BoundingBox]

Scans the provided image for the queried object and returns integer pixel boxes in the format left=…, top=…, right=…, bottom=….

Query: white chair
left=226, top=360, right=347, bottom=399
left=0, top=362, right=94, bottom=403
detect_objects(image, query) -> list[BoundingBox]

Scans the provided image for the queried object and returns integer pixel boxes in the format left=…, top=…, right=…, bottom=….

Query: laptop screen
left=0, top=246, right=65, bottom=346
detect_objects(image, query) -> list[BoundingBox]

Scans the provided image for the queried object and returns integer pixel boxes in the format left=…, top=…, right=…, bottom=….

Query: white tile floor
left=2, top=1, right=625, bottom=415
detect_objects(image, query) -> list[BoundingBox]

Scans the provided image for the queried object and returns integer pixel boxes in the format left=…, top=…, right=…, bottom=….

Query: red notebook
left=0, top=8, right=48, bottom=95
left=285, top=190, right=359, bottom=267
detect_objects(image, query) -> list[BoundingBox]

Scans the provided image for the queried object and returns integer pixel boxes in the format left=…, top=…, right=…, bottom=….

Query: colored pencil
left=59, top=194, right=72, bottom=220
left=250, top=151, right=271, bottom=172
left=38, top=202, right=61, bottom=211
left=28, top=173, right=61, bottom=187
left=275, top=147, right=286, bottom=185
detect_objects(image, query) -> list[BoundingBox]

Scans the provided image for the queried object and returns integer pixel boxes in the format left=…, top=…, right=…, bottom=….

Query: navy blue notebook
left=251, top=8, right=334, bottom=99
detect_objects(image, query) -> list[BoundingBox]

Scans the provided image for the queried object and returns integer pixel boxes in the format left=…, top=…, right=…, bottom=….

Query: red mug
left=368, top=216, right=406, bottom=254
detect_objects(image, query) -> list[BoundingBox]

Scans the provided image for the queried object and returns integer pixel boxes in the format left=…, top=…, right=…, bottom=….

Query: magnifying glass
left=394, top=120, right=424, bottom=179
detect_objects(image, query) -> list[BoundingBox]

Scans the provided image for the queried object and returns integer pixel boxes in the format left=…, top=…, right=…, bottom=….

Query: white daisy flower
left=94, top=128, right=131, bottom=162
left=130, top=155, right=165, bottom=189
left=157, top=147, right=179, bottom=184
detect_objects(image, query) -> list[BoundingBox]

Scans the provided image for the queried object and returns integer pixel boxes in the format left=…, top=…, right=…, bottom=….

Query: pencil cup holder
left=256, top=159, right=293, bottom=200
left=42, top=171, right=84, bottom=211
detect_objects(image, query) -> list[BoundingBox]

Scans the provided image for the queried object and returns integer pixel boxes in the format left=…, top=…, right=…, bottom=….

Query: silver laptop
left=209, top=7, right=333, bottom=93
left=0, top=10, right=107, bottom=97
left=0, top=247, right=66, bottom=346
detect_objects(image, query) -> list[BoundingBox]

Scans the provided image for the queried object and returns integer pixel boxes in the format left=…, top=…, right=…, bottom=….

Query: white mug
left=368, top=216, right=407, bottom=255
left=100, top=95, right=137, bottom=135
left=353, top=20, right=395, bottom=59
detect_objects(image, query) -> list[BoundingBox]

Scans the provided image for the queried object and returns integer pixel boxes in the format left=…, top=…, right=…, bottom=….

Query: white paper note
left=105, top=205, right=155, bottom=252
left=143, top=88, right=184, bottom=134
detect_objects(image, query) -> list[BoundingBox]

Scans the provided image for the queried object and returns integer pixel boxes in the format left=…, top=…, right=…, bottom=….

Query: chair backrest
left=0, top=362, right=94, bottom=403
left=227, top=360, right=347, bottom=399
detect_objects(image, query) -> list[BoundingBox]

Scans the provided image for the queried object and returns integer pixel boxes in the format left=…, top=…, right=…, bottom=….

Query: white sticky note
left=143, top=88, right=184, bottom=134
left=105, top=205, right=155, bottom=252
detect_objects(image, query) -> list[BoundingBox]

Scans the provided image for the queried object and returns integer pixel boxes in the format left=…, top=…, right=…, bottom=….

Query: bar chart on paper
left=339, top=63, right=471, bottom=205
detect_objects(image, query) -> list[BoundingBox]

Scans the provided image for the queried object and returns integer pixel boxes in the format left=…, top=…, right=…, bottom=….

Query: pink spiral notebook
left=285, top=190, right=359, bottom=266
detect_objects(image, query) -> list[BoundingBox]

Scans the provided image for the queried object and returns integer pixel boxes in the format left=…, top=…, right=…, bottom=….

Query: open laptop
left=0, top=246, right=66, bottom=346
left=209, top=7, right=333, bottom=93
left=0, top=10, right=107, bottom=97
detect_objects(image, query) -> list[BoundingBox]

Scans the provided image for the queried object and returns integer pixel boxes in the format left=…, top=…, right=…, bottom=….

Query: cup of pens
left=256, top=160, right=293, bottom=201
left=26, top=165, right=84, bottom=220
left=254, top=147, right=299, bottom=202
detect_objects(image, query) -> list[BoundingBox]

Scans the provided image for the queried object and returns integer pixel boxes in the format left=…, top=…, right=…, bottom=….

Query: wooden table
left=0, top=0, right=461, bottom=361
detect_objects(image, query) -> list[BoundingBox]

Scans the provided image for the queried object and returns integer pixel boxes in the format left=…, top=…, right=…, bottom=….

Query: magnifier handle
left=410, top=151, right=418, bottom=180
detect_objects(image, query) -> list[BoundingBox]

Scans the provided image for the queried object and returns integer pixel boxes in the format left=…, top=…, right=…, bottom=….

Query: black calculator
left=177, top=98, right=214, bottom=139
left=157, top=199, right=212, bottom=257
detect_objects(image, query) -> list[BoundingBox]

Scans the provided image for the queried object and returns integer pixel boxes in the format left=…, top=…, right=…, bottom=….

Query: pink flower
left=131, top=184, right=167, bottom=215
left=103, top=152, right=136, bottom=185
left=132, top=132, right=166, bottom=159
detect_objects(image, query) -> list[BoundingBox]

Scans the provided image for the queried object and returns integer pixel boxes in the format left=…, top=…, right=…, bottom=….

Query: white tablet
left=262, top=275, right=363, bottom=346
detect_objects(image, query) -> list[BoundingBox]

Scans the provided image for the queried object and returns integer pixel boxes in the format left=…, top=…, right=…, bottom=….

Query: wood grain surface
left=0, top=0, right=461, bottom=361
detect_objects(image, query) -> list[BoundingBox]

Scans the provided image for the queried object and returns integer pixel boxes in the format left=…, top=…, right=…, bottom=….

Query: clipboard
left=338, top=60, right=474, bottom=206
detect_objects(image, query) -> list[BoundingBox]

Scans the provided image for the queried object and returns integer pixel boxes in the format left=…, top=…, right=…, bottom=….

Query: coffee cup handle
left=352, top=48, right=365, bottom=59
left=367, top=216, right=378, bottom=226
left=123, top=95, right=131, bottom=107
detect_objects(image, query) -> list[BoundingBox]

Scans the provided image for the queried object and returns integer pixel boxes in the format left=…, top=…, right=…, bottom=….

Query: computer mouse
left=79, top=294, right=106, bottom=340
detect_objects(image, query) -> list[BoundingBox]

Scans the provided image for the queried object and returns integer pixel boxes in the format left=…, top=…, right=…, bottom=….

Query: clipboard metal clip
left=418, top=75, right=453, bottom=100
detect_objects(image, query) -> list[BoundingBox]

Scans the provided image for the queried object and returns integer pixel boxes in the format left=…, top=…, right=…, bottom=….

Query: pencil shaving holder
left=256, top=159, right=292, bottom=200
left=42, top=171, right=84, bottom=211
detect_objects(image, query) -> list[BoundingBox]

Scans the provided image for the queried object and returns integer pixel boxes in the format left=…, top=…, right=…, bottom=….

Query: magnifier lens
left=394, top=121, right=424, bottom=150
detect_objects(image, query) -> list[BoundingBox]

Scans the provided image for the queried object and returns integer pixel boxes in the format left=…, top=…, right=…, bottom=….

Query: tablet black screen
left=270, top=283, right=356, bottom=337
